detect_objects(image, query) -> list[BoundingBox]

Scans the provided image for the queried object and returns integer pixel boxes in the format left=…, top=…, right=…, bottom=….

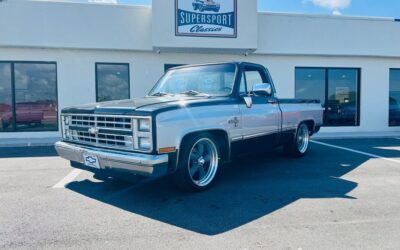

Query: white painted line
left=53, top=169, right=83, bottom=189
left=311, top=140, right=400, bottom=165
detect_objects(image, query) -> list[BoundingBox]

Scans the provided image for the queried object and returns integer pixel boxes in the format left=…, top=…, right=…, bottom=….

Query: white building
left=0, top=0, right=399, bottom=142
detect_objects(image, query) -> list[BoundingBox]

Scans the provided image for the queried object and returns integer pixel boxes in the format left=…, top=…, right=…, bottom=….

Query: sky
left=83, top=0, right=400, bottom=18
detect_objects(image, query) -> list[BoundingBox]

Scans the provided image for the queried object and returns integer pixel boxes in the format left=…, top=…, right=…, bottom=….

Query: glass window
left=295, top=68, right=326, bottom=107
left=245, top=70, right=263, bottom=94
left=14, top=63, right=58, bottom=131
left=96, top=63, right=130, bottom=102
left=326, top=69, right=359, bottom=126
left=0, top=63, right=13, bottom=132
left=240, top=66, right=268, bottom=95
left=389, top=69, right=400, bottom=126
left=295, top=67, right=360, bottom=127
left=150, top=64, right=236, bottom=96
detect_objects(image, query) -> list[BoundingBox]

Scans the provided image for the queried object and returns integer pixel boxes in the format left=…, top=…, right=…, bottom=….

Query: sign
left=175, top=0, right=237, bottom=38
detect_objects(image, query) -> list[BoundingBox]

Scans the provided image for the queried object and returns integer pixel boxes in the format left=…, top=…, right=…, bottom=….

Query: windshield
left=149, top=64, right=236, bottom=97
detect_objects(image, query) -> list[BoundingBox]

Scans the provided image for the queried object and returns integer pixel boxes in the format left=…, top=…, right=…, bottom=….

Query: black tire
left=174, top=133, right=221, bottom=192
left=284, top=123, right=310, bottom=158
left=93, top=171, right=111, bottom=181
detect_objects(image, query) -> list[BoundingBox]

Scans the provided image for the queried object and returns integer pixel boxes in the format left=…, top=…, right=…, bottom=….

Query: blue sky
left=113, top=0, right=399, bottom=18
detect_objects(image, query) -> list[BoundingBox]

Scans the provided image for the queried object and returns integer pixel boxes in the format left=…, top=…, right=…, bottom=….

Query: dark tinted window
left=96, top=63, right=130, bottom=102
left=0, top=63, right=13, bottom=132
left=295, top=68, right=360, bottom=127
left=389, top=69, right=400, bottom=126
left=0, top=62, right=58, bottom=132
left=295, top=68, right=326, bottom=107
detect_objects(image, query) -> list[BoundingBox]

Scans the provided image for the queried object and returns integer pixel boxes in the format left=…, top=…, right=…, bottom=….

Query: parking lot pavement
left=0, top=138, right=399, bottom=249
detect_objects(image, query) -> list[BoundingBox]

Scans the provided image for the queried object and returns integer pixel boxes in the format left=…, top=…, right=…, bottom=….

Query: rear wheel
left=284, top=123, right=310, bottom=158
left=174, top=133, right=220, bottom=192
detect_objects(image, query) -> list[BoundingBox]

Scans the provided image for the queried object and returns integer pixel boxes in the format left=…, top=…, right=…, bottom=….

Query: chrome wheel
left=188, top=138, right=219, bottom=187
left=297, top=124, right=310, bottom=154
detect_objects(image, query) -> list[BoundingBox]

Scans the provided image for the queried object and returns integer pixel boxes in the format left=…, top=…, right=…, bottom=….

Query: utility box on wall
left=152, top=0, right=258, bottom=54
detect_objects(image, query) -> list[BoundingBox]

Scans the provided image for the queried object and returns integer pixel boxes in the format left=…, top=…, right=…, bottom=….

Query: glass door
left=326, top=69, right=359, bottom=126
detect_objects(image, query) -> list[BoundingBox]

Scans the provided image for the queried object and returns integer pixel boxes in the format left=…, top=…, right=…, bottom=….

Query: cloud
left=312, top=0, right=351, bottom=10
left=88, top=0, right=118, bottom=3
left=332, top=10, right=342, bottom=15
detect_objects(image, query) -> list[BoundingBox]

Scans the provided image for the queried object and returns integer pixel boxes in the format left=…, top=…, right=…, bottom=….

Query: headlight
left=139, top=137, right=151, bottom=151
left=138, top=119, right=151, bottom=132
left=64, top=129, right=71, bottom=139
left=64, top=116, right=70, bottom=125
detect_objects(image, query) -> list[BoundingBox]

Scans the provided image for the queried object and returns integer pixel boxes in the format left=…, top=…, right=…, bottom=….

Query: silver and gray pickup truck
left=55, top=62, right=323, bottom=191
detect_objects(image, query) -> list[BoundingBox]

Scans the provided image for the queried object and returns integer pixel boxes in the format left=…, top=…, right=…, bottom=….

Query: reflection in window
left=390, top=69, right=400, bottom=126
left=295, top=68, right=360, bottom=127
left=0, top=62, right=58, bottom=132
left=96, top=63, right=130, bottom=102
left=14, top=63, right=58, bottom=131
left=295, top=69, right=326, bottom=107
left=0, top=63, right=13, bottom=132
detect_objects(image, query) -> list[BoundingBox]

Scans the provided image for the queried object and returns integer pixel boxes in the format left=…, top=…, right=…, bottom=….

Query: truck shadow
left=66, top=143, right=363, bottom=236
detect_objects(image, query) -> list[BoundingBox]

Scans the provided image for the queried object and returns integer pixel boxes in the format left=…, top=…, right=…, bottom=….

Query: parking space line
left=52, top=169, right=83, bottom=189
left=311, top=140, right=400, bottom=164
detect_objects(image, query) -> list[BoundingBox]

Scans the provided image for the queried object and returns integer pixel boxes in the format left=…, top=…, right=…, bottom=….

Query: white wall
left=257, top=12, right=400, bottom=57
left=0, top=1, right=152, bottom=51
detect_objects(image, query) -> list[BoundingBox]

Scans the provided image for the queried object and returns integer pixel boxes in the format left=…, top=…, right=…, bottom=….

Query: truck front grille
left=64, top=114, right=134, bottom=151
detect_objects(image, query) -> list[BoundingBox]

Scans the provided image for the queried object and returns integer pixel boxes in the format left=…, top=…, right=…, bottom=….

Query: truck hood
left=61, top=96, right=234, bottom=115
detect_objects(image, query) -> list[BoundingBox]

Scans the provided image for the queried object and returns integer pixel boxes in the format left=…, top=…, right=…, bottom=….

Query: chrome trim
left=61, top=113, right=153, bottom=153
left=55, top=141, right=168, bottom=176
left=242, top=130, right=278, bottom=140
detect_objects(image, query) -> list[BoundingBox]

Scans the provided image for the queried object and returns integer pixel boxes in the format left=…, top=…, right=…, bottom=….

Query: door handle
left=267, top=99, right=278, bottom=104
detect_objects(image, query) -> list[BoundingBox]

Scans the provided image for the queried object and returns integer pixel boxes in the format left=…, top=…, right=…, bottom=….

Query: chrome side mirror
left=252, top=83, right=272, bottom=96
left=243, top=96, right=253, bottom=108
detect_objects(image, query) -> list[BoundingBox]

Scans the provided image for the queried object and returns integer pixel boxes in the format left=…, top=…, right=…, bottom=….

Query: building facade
left=0, top=0, right=399, bottom=141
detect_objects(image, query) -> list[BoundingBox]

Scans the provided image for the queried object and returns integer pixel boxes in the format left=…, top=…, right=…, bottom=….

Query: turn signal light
left=159, top=147, right=176, bottom=154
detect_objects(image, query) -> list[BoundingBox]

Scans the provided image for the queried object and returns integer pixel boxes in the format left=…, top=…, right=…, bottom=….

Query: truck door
left=238, top=64, right=281, bottom=141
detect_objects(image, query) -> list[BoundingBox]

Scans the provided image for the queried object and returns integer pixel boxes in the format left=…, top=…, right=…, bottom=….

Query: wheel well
left=180, top=130, right=230, bottom=162
left=302, top=120, right=315, bottom=135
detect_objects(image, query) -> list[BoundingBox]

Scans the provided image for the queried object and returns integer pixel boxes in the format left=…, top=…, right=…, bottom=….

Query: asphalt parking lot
left=0, top=138, right=400, bottom=249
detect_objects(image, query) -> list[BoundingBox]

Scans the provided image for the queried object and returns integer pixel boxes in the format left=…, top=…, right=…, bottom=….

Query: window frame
left=95, top=62, right=131, bottom=102
left=389, top=68, right=400, bottom=127
left=0, top=60, right=58, bottom=133
left=295, top=67, right=361, bottom=127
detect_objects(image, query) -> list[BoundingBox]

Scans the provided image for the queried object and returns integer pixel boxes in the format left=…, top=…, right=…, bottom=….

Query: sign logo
left=175, top=0, right=237, bottom=38
left=88, top=127, right=99, bottom=135
left=85, top=156, right=97, bottom=165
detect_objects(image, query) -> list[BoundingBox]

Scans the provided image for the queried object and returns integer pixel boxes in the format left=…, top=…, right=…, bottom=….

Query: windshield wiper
left=150, top=92, right=171, bottom=97
left=180, top=90, right=210, bottom=97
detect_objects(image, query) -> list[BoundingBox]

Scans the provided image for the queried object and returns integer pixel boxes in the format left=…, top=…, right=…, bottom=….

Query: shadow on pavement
left=0, top=146, right=57, bottom=158
left=66, top=143, right=365, bottom=235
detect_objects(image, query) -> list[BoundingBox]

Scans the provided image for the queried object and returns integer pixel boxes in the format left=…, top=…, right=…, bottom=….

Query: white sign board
left=175, top=0, right=237, bottom=38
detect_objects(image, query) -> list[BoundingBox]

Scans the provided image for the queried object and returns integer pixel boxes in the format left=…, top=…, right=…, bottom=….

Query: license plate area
left=83, top=153, right=100, bottom=169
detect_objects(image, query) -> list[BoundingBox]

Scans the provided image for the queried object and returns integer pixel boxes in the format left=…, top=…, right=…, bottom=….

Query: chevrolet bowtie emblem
left=88, top=127, right=99, bottom=135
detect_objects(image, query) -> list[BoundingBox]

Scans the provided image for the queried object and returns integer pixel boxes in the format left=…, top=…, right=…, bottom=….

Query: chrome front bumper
left=55, top=141, right=169, bottom=177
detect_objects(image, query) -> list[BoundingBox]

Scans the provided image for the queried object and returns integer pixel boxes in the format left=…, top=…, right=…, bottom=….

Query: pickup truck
left=55, top=62, right=323, bottom=191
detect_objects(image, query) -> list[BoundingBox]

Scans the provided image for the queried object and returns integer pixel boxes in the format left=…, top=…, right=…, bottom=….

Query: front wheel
left=174, top=133, right=220, bottom=192
left=284, top=123, right=310, bottom=158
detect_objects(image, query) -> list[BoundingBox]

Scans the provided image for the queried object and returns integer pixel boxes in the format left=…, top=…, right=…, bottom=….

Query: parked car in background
left=192, top=0, right=220, bottom=12
left=56, top=62, right=323, bottom=191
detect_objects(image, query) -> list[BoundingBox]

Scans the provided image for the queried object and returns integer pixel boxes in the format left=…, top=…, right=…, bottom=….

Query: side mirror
left=252, top=83, right=272, bottom=96
left=243, top=96, right=253, bottom=108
